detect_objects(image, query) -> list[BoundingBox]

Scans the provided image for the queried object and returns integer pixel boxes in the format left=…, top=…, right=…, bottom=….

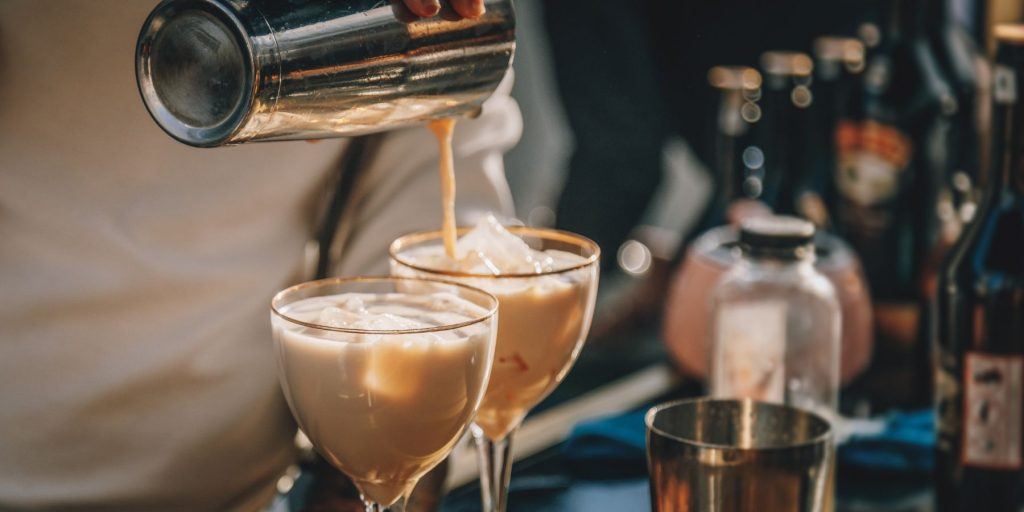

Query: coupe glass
left=390, top=228, right=600, bottom=511
left=271, top=277, right=499, bottom=512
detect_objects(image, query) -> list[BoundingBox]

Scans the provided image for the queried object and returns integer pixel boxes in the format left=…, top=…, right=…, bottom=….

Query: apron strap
left=313, top=134, right=385, bottom=279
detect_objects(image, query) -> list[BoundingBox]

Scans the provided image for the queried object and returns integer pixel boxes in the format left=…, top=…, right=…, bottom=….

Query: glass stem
left=362, top=495, right=407, bottom=512
left=473, top=425, right=517, bottom=512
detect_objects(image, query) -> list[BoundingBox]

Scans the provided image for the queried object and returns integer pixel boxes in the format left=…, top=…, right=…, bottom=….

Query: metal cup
left=136, top=0, right=515, bottom=147
left=646, top=398, right=833, bottom=512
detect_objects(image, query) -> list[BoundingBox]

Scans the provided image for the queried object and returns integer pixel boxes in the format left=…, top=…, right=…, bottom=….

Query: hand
left=400, top=0, right=485, bottom=19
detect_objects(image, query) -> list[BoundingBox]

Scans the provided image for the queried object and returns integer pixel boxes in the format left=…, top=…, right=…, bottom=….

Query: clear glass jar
left=709, top=216, right=841, bottom=414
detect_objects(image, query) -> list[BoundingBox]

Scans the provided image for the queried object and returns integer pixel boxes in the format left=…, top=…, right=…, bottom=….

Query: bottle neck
left=989, top=43, right=1024, bottom=199
left=889, top=0, right=926, bottom=38
left=758, top=74, right=807, bottom=211
left=924, top=0, right=949, bottom=28
left=744, top=244, right=816, bottom=265
left=716, top=91, right=741, bottom=201
left=713, top=89, right=757, bottom=202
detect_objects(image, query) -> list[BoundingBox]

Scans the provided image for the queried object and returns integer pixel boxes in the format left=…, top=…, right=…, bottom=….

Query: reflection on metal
left=646, top=399, right=834, bottom=512
left=137, top=0, right=515, bottom=147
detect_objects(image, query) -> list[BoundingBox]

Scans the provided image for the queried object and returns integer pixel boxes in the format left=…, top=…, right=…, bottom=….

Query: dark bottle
left=687, top=66, right=768, bottom=239
left=934, top=25, right=1024, bottom=512
left=831, top=0, right=954, bottom=334
left=758, top=51, right=815, bottom=216
left=857, top=18, right=886, bottom=67
left=927, top=0, right=984, bottom=222
left=919, top=0, right=986, bottom=371
left=800, top=37, right=867, bottom=228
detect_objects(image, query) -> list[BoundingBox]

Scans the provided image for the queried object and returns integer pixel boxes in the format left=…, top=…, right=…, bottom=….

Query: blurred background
left=501, top=0, right=1020, bottom=388
left=436, top=0, right=1024, bottom=510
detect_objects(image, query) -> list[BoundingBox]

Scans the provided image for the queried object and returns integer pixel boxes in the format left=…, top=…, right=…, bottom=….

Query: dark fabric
left=543, top=0, right=668, bottom=269
left=314, top=134, right=385, bottom=279
left=542, top=0, right=875, bottom=267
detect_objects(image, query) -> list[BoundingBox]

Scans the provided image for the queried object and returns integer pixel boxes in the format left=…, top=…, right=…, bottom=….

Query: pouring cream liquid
left=412, top=119, right=597, bottom=440
left=399, top=121, right=599, bottom=439
left=394, top=239, right=595, bottom=440
left=427, top=119, right=458, bottom=258
left=273, top=292, right=493, bottom=506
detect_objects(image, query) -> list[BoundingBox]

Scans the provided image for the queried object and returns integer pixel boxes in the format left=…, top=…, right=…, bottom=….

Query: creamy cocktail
left=271, top=278, right=498, bottom=510
left=390, top=216, right=599, bottom=511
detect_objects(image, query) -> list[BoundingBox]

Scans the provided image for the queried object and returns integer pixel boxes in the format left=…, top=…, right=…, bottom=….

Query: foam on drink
left=272, top=292, right=493, bottom=506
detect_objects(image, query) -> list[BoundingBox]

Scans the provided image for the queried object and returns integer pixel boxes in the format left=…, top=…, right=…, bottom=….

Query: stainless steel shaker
left=136, top=0, right=515, bottom=147
left=647, top=399, right=834, bottom=512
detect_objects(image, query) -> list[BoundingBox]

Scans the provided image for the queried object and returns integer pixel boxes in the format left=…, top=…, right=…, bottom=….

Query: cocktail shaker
left=647, top=399, right=833, bottom=512
left=136, top=0, right=515, bottom=147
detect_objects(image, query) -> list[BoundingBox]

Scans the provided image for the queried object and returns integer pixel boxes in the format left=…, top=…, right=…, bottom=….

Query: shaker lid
left=136, top=1, right=254, bottom=147
left=739, top=215, right=815, bottom=255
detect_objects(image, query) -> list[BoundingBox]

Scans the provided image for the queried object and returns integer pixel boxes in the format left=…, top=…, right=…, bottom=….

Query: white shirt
left=0, top=2, right=521, bottom=510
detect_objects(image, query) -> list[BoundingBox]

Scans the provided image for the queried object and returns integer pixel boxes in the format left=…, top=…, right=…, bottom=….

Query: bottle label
left=712, top=301, right=787, bottom=403
left=835, top=120, right=913, bottom=206
left=962, top=352, right=1024, bottom=469
left=994, top=65, right=1017, bottom=105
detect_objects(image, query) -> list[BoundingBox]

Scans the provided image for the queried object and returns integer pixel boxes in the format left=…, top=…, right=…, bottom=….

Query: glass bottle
left=801, top=36, right=866, bottom=228
left=758, top=51, right=815, bottom=216
left=830, top=0, right=955, bottom=409
left=934, top=24, right=1024, bottom=512
left=685, top=66, right=769, bottom=245
left=927, top=0, right=984, bottom=226
left=831, top=0, right=953, bottom=305
left=709, top=216, right=841, bottom=414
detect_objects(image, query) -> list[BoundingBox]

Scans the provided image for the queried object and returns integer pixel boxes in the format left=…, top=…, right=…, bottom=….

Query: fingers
left=399, top=0, right=484, bottom=20
left=389, top=0, right=419, bottom=23
left=448, top=0, right=485, bottom=19
left=402, top=0, right=441, bottom=18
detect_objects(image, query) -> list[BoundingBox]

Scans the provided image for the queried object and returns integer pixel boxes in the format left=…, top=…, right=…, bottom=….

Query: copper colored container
left=647, top=398, right=833, bottom=512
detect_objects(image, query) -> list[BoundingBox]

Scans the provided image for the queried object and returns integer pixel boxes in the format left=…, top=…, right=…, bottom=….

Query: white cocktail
left=271, top=277, right=498, bottom=511
left=390, top=216, right=600, bottom=511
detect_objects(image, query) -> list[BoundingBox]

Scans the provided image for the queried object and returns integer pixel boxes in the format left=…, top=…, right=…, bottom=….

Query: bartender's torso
left=0, top=2, right=345, bottom=510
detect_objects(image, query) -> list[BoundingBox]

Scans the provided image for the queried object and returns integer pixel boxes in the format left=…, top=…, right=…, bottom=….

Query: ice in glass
left=271, top=278, right=498, bottom=510
left=390, top=215, right=599, bottom=511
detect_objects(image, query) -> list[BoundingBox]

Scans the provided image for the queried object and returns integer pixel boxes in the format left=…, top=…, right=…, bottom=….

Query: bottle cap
left=760, top=51, right=813, bottom=78
left=708, top=66, right=762, bottom=91
left=739, top=215, right=815, bottom=257
left=994, top=24, right=1024, bottom=45
left=813, top=37, right=865, bottom=66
